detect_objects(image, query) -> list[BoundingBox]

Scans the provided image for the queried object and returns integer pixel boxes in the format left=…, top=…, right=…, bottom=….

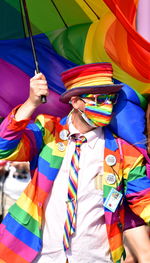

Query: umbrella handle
left=35, top=69, right=47, bottom=104
left=41, top=95, right=47, bottom=104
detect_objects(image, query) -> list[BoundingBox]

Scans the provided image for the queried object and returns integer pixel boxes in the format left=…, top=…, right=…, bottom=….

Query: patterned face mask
left=79, top=94, right=116, bottom=127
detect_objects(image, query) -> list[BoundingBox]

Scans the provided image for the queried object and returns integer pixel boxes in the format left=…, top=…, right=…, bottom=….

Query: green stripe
left=103, top=184, right=123, bottom=199
left=134, top=90, right=148, bottom=109
left=103, top=185, right=114, bottom=198
left=0, top=148, right=16, bottom=157
left=40, top=144, right=63, bottom=169
left=128, top=165, right=146, bottom=181
left=49, top=23, right=90, bottom=65
left=9, top=203, right=41, bottom=238
left=0, top=0, right=91, bottom=40
left=0, top=0, right=25, bottom=39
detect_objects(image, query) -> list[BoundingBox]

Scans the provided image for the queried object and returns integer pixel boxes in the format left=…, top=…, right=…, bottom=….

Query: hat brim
left=59, top=84, right=123, bottom=103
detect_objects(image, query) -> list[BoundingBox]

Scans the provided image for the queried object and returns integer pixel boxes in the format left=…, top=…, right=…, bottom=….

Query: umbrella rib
left=51, top=0, right=68, bottom=28
left=83, top=0, right=100, bottom=19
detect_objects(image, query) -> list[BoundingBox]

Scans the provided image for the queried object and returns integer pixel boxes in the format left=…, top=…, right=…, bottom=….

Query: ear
left=70, top=96, right=81, bottom=109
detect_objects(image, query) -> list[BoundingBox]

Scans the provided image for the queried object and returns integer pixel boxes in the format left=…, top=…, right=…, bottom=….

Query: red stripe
left=61, top=63, right=112, bottom=83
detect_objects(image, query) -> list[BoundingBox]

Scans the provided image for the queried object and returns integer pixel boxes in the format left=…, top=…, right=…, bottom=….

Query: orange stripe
left=0, top=243, right=28, bottom=263
left=105, top=20, right=148, bottom=82
left=131, top=192, right=150, bottom=215
left=109, top=233, right=122, bottom=250
left=65, top=73, right=112, bottom=87
left=128, top=38, right=150, bottom=81
left=24, top=181, right=48, bottom=202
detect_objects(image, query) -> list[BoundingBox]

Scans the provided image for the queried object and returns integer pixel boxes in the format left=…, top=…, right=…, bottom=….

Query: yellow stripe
left=65, top=73, right=112, bottom=87
left=129, top=155, right=144, bottom=170
left=123, top=167, right=131, bottom=179
left=2, top=141, right=29, bottom=162
left=66, top=76, right=113, bottom=88
left=140, top=204, right=150, bottom=223
left=111, top=245, right=124, bottom=262
left=16, top=192, right=41, bottom=223
left=83, top=21, right=100, bottom=63
left=75, top=0, right=110, bottom=21
left=75, top=0, right=99, bottom=21
left=67, top=79, right=113, bottom=90
left=84, top=13, right=115, bottom=63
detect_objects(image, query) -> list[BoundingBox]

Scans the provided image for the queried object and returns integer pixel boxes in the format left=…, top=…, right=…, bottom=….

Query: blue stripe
left=86, top=107, right=111, bottom=117
left=60, top=116, right=68, bottom=125
left=38, top=157, right=59, bottom=181
left=69, top=180, right=77, bottom=195
left=3, top=213, right=42, bottom=251
left=64, top=225, right=69, bottom=239
left=0, top=137, right=20, bottom=151
left=27, top=123, right=43, bottom=152
left=71, top=162, right=78, bottom=174
left=104, top=127, right=118, bottom=151
left=30, top=155, right=38, bottom=171
left=126, top=177, right=150, bottom=194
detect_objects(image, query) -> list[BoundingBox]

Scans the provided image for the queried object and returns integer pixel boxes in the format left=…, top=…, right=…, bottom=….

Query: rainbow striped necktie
left=63, top=135, right=87, bottom=250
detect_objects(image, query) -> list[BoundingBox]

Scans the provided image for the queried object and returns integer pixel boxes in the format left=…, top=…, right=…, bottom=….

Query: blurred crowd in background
left=0, top=160, right=30, bottom=222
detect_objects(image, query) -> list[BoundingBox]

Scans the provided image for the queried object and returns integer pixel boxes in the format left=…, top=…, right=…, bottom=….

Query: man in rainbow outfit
left=0, top=62, right=150, bottom=263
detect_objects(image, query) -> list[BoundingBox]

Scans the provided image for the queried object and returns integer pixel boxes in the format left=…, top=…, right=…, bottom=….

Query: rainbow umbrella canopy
left=0, top=0, right=149, bottom=154
left=0, top=0, right=93, bottom=117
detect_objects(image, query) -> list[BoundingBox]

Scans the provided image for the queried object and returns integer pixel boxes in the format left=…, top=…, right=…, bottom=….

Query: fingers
left=30, top=73, right=48, bottom=92
left=31, top=72, right=46, bottom=81
left=29, top=73, right=49, bottom=106
left=30, top=73, right=47, bottom=85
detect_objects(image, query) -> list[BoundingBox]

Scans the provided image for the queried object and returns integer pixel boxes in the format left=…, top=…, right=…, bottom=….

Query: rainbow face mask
left=79, top=94, right=117, bottom=127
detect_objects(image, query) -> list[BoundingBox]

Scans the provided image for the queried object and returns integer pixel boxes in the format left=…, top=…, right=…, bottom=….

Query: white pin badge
left=105, top=174, right=116, bottom=185
left=59, top=130, right=69, bottom=141
left=57, top=142, right=65, bottom=152
left=105, top=155, right=116, bottom=166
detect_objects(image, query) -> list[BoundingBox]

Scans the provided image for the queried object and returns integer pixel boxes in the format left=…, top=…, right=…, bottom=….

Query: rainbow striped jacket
left=0, top=109, right=150, bottom=263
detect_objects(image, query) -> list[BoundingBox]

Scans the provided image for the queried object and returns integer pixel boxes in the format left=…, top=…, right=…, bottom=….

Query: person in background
left=2, top=161, right=30, bottom=217
left=0, top=63, right=150, bottom=263
left=0, top=160, right=8, bottom=221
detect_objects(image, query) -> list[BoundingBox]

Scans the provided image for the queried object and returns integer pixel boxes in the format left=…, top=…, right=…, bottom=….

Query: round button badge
left=57, top=142, right=65, bottom=152
left=105, top=174, right=116, bottom=185
left=59, top=130, right=69, bottom=141
left=105, top=155, right=116, bottom=166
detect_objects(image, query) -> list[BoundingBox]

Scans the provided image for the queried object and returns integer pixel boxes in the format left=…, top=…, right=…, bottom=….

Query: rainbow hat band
left=59, top=63, right=122, bottom=103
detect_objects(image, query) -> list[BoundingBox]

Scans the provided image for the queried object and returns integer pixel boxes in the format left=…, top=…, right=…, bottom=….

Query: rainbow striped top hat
left=60, top=63, right=122, bottom=103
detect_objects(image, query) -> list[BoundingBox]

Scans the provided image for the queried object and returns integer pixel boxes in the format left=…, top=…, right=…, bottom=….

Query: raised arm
left=0, top=73, right=49, bottom=162
left=15, top=73, right=49, bottom=121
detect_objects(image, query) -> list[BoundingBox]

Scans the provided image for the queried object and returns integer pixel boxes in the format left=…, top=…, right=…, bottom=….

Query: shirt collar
left=68, top=115, right=103, bottom=149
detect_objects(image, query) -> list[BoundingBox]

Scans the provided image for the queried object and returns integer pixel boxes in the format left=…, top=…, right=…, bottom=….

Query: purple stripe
left=105, top=204, right=124, bottom=225
left=0, top=58, right=70, bottom=118
left=0, top=227, right=37, bottom=261
left=126, top=187, right=150, bottom=199
left=37, top=171, right=54, bottom=193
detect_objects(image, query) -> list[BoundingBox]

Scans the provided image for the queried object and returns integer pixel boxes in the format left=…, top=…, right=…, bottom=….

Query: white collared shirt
left=34, top=120, right=112, bottom=263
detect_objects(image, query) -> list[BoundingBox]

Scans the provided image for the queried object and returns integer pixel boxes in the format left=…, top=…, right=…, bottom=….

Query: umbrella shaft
left=21, top=0, right=46, bottom=103
left=21, top=0, right=40, bottom=73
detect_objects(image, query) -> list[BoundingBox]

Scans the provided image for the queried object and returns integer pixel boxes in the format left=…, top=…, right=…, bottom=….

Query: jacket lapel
left=103, top=128, right=124, bottom=262
left=103, top=127, right=122, bottom=190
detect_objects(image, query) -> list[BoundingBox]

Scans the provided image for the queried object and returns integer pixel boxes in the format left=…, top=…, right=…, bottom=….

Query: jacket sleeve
left=0, top=106, right=46, bottom=162
left=123, top=143, right=150, bottom=225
